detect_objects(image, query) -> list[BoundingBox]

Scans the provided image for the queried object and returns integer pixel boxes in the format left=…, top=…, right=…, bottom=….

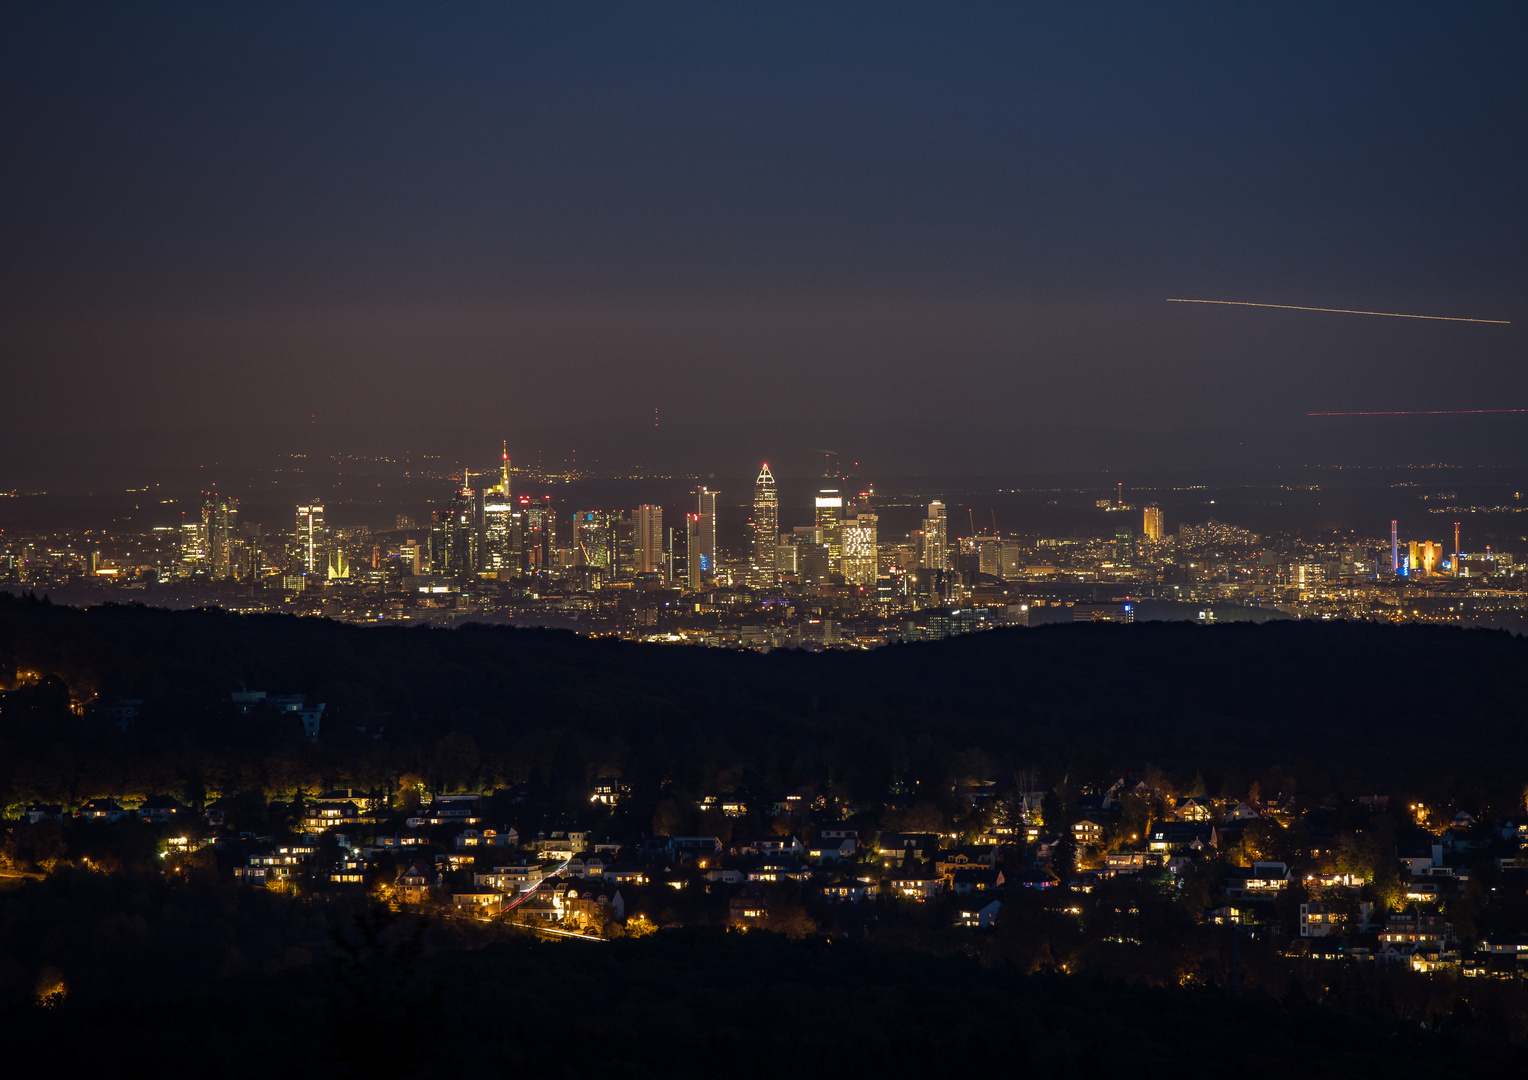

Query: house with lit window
left=1223, top=801, right=1263, bottom=824
left=1380, top=909, right=1454, bottom=953
left=936, top=847, right=994, bottom=883
left=806, top=836, right=857, bottom=864
left=1299, top=901, right=1338, bottom=937
left=135, top=795, right=184, bottom=823
left=822, top=877, right=877, bottom=902
left=474, top=859, right=551, bottom=893
left=753, top=835, right=807, bottom=858
left=328, top=859, right=365, bottom=884
left=601, top=865, right=649, bottom=886
left=1070, top=816, right=1110, bottom=847
left=567, top=855, right=608, bottom=878
left=79, top=798, right=127, bottom=823
left=423, top=794, right=481, bottom=824
left=398, top=863, right=435, bottom=905
left=729, top=887, right=769, bottom=925
left=535, top=830, right=591, bottom=858
left=1147, top=821, right=1218, bottom=853
left=302, top=801, right=360, bottom=833
left=951, top=868, right=1004, bottom=896
left=590, top=777, right=628, bottom=806
left=875, top=832, right=938, bottom=865
left=1104, top=851, right=1159, bottom=874
left=1479, top=934, right=1528, bottom=956
left=890, top=864, right=943, bottom=901
left=455, top=827, right=519, bottom=850
left=1173, top=797, right=1214, bottom=822
left=958, top=899, right=1002, bottom=928
left=747, top=859, right=811, bottom=884
left=1397, top=841, right=1440, bottom=875
left=453, top=890, right=505, bottom=914
left=1224, top=862, right=1289, bottom=897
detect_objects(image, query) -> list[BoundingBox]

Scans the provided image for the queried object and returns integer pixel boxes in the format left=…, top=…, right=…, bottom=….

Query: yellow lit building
left=1407, top=540, right=1441, bottom=575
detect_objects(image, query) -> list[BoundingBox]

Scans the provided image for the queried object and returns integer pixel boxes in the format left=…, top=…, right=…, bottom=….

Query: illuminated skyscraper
left=482, top=442, right=515, bottom=573
left=694, top=487, right=717, bottom=578
left=636, top=504, right=664, bottom=574
left=1114, top=525, right=1134, bottom=565
left=522, top=497, right=556, bottom=572
left=573, top=511, right=613, bottom=570
left=775, top=533, right=798, bottom=576
left=482, top=496, right=514, bottom=572
left=841, top=512, right=878, bottom=586
left=179, top=513, right=209, bottom=576
left=750, top=464, right=778, bottom=586
left=1142, top=506, right=1163, bottom=542
left=795, top=532, right=831, bottom=584
left=296, top=503, right=326, bottom=574
left=684, top=512, right=704, bottom=589
left=668, top=521, right=685, bottom=585
left=205, top=495, right=238, bottom=579
left=978, top=539, right=1020, bottom=580
left=815, top=489, right=843, bottom=570
left=438, top=472, right=478, bottom=574
left=612, top=513, right=637, bottom=580
left=920, top=501, right=948, bottom=570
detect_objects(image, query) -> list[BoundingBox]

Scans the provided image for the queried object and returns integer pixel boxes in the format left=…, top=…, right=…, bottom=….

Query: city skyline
left=5, top=444, right=1524, bottom=648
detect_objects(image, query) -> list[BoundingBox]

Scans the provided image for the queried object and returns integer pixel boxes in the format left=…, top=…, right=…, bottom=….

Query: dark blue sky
left=2, top=3, right=1525, bottom=475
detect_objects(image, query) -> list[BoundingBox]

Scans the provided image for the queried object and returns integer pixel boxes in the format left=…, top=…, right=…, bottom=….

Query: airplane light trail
left=1307, top=408, right=1528, bottom=417
left=1166, top=298, right=1510, bottom=324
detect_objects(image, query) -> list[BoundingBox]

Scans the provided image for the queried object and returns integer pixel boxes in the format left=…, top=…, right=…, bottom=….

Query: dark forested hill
left=0, top=593, right=1523, bottom=811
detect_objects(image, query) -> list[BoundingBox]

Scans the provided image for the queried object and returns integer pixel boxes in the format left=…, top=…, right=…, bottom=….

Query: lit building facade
left=202, top=495, right=239, bottom=579
left=920, top=501, right=948, bottom=570
left=436, top=477, right=478, bottom=574
left=482, top=442, right=516, bottom=574
left=179, top=515, right=209, bottom=576
left=815, top=489, right=843, bottom=570
left=775, top=533, right=798, bottom=576
left=1143, top=506, right=1163, bottom=542
left=521, top=498, right=556, bottom=571
left=635, top=504, right=663, bottom=574
left=296, top=503, right=326, bottom=574
left=841, top=513, right=878, bottom=586
left=573, top=511, right=613, bottom=570
left=750, top=464, right=778, bottom=587
left=684, top=512, right=704, bottom=589
left=694, top=487, right=717, bottom=578
left=482, top=495, right=516, bottom=573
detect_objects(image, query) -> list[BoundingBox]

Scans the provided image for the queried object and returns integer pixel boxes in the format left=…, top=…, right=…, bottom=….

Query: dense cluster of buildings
left=14, top=776, right=1528, bottom=973
left=3, top=452, right=1524, bottom=646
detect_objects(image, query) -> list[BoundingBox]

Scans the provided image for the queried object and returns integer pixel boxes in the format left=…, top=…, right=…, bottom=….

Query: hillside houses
left=7, top=774, right=1526, bottom=974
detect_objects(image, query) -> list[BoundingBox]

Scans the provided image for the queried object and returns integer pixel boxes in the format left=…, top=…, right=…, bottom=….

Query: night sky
left=3, top=4, right=1526, bottom=480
